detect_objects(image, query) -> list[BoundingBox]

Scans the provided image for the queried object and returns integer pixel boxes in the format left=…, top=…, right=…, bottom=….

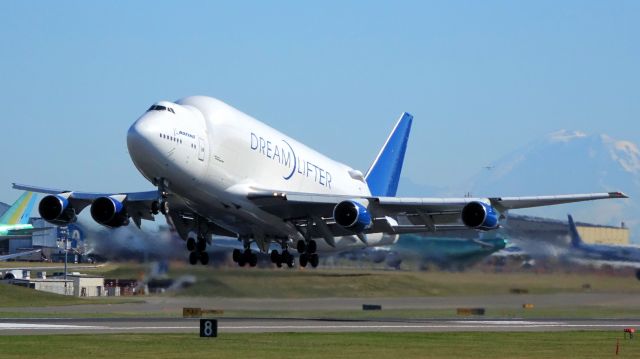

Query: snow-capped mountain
left=400, top=130, right=638, bottom=242
left=468, top=130, right=638, bottom=240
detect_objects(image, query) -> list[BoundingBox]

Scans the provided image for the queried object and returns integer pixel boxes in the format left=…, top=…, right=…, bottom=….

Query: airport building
left=8, top=272, right=105, bottom=297
left=575, top=224, right=629, bottom=245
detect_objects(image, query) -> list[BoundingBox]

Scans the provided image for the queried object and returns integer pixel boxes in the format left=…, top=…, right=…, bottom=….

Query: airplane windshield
left=147, top=105, right=175, bottom=114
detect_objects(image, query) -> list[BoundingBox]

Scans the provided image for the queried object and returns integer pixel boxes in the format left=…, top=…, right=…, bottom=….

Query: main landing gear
left=270, top=249, right=295, bottom=268
left=232, top=248, right=258, bottom=267
left=296, top=239, right=319, bottom=268
left=187, top=233, right=209, bottom=266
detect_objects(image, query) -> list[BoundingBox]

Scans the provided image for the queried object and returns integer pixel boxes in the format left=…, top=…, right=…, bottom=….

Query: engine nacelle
left=461, top=201, right=499, bottom=230
left=90, top=197, right=129, bottom=228
left=38, top=195, right=77, bottom=226
left=333, top=200, right=372, bottom=232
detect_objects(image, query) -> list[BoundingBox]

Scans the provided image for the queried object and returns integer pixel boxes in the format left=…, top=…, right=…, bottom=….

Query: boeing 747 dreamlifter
left=14, top=96, right=627, bottom=268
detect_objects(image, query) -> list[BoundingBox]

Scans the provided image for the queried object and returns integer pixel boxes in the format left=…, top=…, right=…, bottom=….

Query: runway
left=1, top=317, right=638, bottom=335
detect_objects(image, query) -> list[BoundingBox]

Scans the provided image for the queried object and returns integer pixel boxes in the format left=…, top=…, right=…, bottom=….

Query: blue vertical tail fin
left=365, top=112, right=413, bottom=197
left=567, top=214, right=584, bottom=248
left=0, top=192, right=37, bottom=225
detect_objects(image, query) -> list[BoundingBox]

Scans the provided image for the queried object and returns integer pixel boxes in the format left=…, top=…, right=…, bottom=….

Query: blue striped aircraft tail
left=365, top=112, right=413, bottom=197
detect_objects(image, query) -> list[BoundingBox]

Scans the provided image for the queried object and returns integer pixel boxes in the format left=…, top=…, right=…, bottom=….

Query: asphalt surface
left=2, top=292, right=638, bottom=314
left=1, top=317, right=639, bottom=335
left=2, top=293, right=640, bottom=335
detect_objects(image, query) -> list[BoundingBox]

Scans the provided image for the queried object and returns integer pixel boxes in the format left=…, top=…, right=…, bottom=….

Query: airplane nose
left=127, top=115, right=158, bottom=163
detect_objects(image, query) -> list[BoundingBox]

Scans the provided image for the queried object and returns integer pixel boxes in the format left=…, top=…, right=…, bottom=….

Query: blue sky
left=1, top=1, right=638, bottom=204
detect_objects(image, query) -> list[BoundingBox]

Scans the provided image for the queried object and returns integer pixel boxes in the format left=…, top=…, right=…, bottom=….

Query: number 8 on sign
left=200, top=319, right=217, bottom=337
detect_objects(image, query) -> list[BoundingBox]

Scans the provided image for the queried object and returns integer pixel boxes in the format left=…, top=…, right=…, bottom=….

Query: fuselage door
left=198, top=137, right=206, bottom=161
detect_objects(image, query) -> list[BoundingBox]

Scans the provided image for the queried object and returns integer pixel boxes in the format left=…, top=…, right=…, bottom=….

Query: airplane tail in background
left=567, top=214, right=584, bottom=248
left=365, top=112, right=413, bottom=197
left=0, top=192, right=37, bottom=225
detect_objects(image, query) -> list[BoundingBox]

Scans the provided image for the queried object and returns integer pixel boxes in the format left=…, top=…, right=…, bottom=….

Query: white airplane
left=14, top=96, right=627, bottom=268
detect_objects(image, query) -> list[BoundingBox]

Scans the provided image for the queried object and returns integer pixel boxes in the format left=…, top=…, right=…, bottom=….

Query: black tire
left=249, top=253, right=258, bottom=267
left=196, top=238, right=207, bottom=252
left=232, top=249, right=241, bottom=263
left=238, top=256, right=246, bottom=267
left=188, top=252, right=199, bottom=265
left=160, top=200, right=169, bottom=215
left=186, top=237, right=196, bottom=252
left=270, top=250, right=280, bottom=263
left=282, top=251, right=294, bottom=268
left=200, top=252, right=210, bottom=265
left=296, top=240, right=306, bottom=254
left=636, top=269, right=640, bottom=281
left=307, top=240, right=317, bottom=254
left=299, top=253, right=308, bottom=267
left=309, top=253, right=319, bottom=268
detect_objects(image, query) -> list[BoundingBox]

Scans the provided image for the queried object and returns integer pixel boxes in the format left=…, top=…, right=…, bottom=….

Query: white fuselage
left=127, top=96, right=397, bottom=250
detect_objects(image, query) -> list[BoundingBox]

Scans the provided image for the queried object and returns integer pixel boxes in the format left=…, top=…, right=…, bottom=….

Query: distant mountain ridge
left=401, top=130, right=639, bottom=242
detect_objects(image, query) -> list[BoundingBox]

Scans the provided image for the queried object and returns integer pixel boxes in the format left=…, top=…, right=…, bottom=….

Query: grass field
left=0, top=332, right=638, bottom=358
left=0, top=282, right=140, bottom=307
left=149, top=266, right=640, bottom=298
left=4, top=261, right=640, bottom=299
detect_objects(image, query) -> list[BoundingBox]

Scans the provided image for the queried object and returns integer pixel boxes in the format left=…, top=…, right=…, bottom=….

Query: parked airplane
left=0, top=249, right=41, bottom=261
left=0, top=192, right=40, bottom=238
left=568, top=214, right=640, bottom=280
left=345, top=234, right=507, bottom=270
left=14, top=96, right=628, bottom=268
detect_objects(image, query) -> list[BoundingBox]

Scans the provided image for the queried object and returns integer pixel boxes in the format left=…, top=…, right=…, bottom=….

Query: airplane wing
left=12, top=183, right=159, bottom=227
left=248, top=188, right=627, bottom=236
left=0, top=249, right=41, bottom=261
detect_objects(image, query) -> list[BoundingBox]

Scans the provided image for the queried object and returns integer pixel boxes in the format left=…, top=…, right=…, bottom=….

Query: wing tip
left=609, top=191, right=629, bottom=199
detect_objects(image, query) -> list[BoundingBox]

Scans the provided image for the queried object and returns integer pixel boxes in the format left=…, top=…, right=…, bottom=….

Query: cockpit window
left=147, top=105, right=175, bottom=113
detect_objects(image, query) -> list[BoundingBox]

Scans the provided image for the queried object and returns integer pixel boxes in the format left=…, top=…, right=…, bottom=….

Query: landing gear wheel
left=296, top=240, right=306, bottom=254
left=151, top=201, right=160, bottom=215
left=240, top=249, right=253, bottom=268
left=636, top=269, right=640, bottom=281
left=281, top=251, right=294, bottom=268
left=186, top=237, right=196, bottom=252
left=270, top=250, right=279, bottom=263
left=307, top=240, right=317, bottom=254
left=189, top=252, right=198, bottom=265
left=232, top=249, right=241, bottom=263
left=196, top=238, right=207, bottom=252
left=200, top=251, right=209, bottom=265
left=309, top=253, right=319, bottom=268
left=299, top=253, right=309, bottom=267
left=249, top=252, right=258, bottom=267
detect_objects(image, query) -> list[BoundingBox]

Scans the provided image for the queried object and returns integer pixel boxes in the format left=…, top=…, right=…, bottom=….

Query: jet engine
left=90, top=197, right=129, bottom=228
left=333, top=200, right=372, bottom=232
left=461, top=201, right=499, bottom=230
left=38, top=195, right=77, bottom=225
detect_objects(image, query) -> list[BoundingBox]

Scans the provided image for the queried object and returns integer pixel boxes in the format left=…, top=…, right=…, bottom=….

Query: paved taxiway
left=1, top=317, right=639, bottom=335
left=2, top=293, right=637, bottom=315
